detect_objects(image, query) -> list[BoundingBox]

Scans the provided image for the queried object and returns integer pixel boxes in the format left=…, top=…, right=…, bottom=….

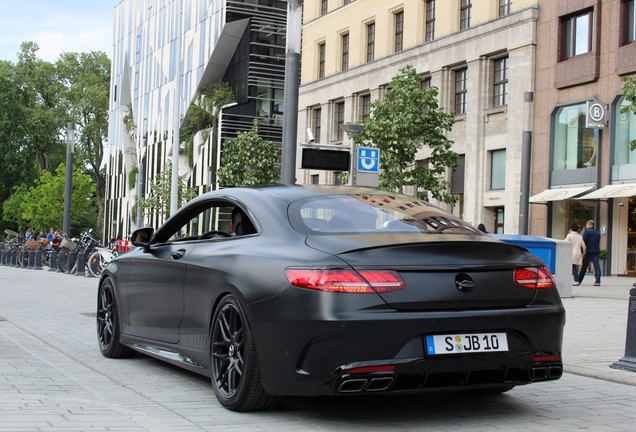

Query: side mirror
left=130, top=227, right=154, bottom=250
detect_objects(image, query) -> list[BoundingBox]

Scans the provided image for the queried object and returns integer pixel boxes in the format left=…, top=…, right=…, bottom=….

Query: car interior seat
left=232, top=207, right=257, bottom=236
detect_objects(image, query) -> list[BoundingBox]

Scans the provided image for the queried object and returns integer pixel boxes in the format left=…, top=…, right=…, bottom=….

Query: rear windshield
left=289, top=193, right=481, bottom=235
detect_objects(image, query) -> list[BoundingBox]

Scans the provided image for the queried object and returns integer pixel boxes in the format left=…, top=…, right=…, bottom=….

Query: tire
left=87, top=251, right=106, bottom=277
left=210, top=295, right=280, bottom=411
left=96, top=278, right=135, bottom=358
left=57, top=250, right=69, bottom=273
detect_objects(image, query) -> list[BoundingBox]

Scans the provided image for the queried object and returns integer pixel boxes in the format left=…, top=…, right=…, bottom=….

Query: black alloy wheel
left=96, top=278, right=134, bottom=358
left=210, top=295, right=279, bottom=411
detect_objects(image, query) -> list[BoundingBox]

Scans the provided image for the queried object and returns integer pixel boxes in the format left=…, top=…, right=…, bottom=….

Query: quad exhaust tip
left=337, top=377, right=395, bottom=393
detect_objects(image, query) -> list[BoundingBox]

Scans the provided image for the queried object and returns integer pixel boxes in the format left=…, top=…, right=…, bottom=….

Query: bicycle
left=87, top=246, right=118, bottom=277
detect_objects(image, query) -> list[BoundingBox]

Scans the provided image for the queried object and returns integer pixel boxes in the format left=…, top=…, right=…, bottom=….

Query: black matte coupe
left=97, top=185, right=565, bottom=411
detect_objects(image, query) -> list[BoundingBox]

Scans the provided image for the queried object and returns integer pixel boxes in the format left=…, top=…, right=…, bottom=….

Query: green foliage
left=217, top=120, right=281, bottom=187
left=620, top=76, right=636, bottom=151
left=355, top=65, right=459, bottom=204
left=2, top=164, right=97, bottom=236
left=0, top=43, right=110, bottom=237
left=136, top=163, right=197, bottom=220
left=181, top=83, right=234, bottom=168
left=128, top=166, right=139, bottom=190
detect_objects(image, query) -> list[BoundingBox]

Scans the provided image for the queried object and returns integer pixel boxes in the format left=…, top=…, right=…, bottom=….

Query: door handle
left=171, top=249, right=186, bottom=260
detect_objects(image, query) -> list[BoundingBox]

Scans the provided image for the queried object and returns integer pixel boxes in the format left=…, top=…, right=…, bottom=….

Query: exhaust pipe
left=549, top=366, right=563, bottom=379
left=337, top=379, right=368, bottom=393
left=532, top=367, right=548, bottom=380
left=366, top=377, right=394, bottom=392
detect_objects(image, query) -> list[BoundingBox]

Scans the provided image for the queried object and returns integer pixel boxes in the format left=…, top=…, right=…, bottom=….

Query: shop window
left=494, top=207, right=504, bottom=234
left=552, top=103, right=596, bottom=170
left=614, top=96, right=636, bottom=165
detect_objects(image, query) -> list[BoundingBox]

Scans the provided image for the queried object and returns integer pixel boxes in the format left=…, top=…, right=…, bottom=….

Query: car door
left=125, top=203, right=212, bottom=344
left=125, top=241, right=194, bottom=344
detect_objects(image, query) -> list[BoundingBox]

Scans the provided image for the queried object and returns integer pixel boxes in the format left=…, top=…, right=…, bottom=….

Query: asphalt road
left=2, top=265, right=636, bottom=431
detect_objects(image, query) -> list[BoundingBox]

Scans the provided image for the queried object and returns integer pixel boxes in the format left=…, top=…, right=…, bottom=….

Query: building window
left=360, top=94, right=371, bottom=122
left=494, top=207, right=504, bottom=234
left=312, top=107, right=322, bottom=143
left=395, top=11, right=404, bottom=53
left=460, top=0, right=472, bottom=30
left=454, top=68, right=467, bottom=115
left=321, top=0, right=327, bottom=16
left=561, top=10, right=594, bottom=60
left=490, top=149, right=506, bottom=190
left=311, top=174, right=320, bottom=184
left=367, top=22, right=375, bottom=62
left=614, top=96, right=636, bottom=165
left=421, top=76, right=432, bottom=90
left=493, top=57, right=508, bottom=107
left=318, top=43, right=326, bottom=79
left=622, top=0, right=636, bottom=45
left=341, top=33, right=349, bottom=72
left=334, top=101, right=345, bottom=140
left=552, top=103, right=597, bottom=170
left=425, top=0, right=436, bottom=42
left=499, top=0, right=512, bottom=17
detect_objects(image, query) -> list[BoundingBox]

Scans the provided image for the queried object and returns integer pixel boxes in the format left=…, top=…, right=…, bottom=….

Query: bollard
left=21, top=251, right=29, bottom=268
left=611, top=284, right=636, bottom=372
left=75, top=253, right=86, bottom=277
left=65, top=251, right=77, bottom=274
left=33, top=249, right=43, bottom=270
left=49, top=250, right=58, bottom=272
left=27, top=250, right=35, bottom=269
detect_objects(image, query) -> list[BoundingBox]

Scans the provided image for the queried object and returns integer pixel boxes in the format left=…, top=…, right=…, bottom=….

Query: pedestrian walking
left=565, top=223, right=586, bottom=285
left=575, top=219, right=601, bottom=286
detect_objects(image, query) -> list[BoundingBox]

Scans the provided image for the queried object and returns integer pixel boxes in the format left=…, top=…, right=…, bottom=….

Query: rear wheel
left=88, top=251, right=106, bottom=277
left=97, top=278, right=134, bottom=358
left=57, top=250, right=69, bottom=272
left=210, top=295, right=279, bottom=411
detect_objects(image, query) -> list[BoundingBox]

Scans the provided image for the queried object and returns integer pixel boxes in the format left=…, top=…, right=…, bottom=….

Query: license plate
left=425, top=332, right=508, bottom=355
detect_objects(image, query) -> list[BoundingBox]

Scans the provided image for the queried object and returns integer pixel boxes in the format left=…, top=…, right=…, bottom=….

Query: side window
left=162, top=202, right=235, bottom=242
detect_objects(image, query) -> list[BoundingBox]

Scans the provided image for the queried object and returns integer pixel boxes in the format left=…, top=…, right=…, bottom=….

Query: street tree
left=355, top=65, right=459, bottom=204
left=2, top=164, right=97, bottom=235
left=56, top=51, right=111, bottom=237
left=136, top=163, right=197, bottom=221
left=217, top=120, right=281, bottom=187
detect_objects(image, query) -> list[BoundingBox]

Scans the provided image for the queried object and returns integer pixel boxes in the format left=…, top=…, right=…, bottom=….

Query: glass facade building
left=105, top=0, right=286, bottom=240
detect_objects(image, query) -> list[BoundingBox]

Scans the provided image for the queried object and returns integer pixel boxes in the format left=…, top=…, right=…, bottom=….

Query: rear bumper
left=253, top=301, right=565, bottom=396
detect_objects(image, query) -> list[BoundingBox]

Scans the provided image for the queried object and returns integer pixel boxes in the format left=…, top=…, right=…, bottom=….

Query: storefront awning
left=529, top=186, right=594, bottom=203
left=577, top=183, right=636, bottom=200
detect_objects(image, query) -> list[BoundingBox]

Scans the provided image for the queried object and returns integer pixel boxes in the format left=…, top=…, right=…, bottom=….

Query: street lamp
left=63, top=123, right=75, bottom=235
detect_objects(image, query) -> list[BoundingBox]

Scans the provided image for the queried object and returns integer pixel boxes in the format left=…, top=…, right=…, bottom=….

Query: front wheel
left=97, top=278, right=135, bottom=358
left=210, top=295, right=279, bottom=411
left=88, top=251, right=107, bottom=277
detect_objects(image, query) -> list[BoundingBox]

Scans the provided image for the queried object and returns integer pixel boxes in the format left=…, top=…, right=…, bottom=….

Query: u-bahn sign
left=586, top=101, right=606, bottom=129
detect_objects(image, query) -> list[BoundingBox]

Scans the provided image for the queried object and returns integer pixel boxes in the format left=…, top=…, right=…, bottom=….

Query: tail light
left=285, top=268, right=406, bottom=293
left=514, top=266, right=555, bottom=289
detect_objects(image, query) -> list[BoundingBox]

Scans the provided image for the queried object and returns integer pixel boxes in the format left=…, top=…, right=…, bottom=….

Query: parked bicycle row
left=0, top=228, right=123, bottom=277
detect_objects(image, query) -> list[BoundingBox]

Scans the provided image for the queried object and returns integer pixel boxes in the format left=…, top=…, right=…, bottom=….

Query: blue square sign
left=356, top=147, right=380, bottom=173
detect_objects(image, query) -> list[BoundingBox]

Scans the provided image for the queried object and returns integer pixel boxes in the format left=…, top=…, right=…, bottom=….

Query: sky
left=0, top=0, right=118, bottom=63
